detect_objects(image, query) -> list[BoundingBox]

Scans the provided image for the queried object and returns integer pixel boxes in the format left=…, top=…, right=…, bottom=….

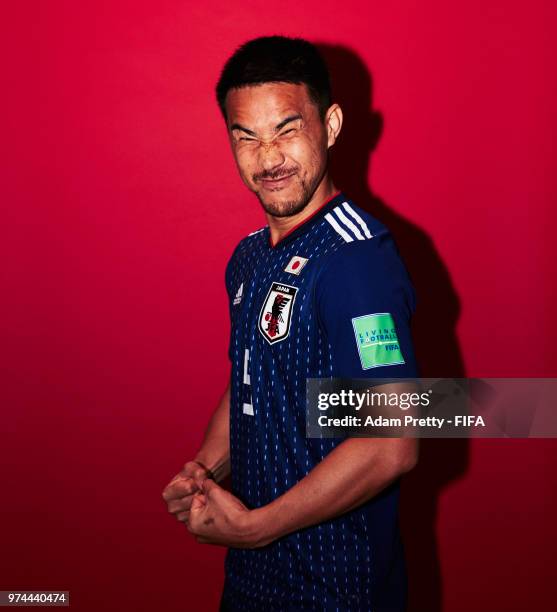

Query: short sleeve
left=316, top=232, right=419, bottom=379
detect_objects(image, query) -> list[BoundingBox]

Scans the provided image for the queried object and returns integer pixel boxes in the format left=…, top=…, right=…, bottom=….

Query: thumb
left=190, top=492, right=206, bottom=513
left=201, top=478, right=221, bottom=497
left=192, top=465, right=209, bottom=484
left=193, top=472, right=209, bottom=491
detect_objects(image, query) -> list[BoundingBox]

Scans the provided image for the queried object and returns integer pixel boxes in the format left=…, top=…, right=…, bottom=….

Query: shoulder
left=316, top=201, right=415, bottom=311
left=318, top=200, right=405, bottom=278
left=225, top=225, right=268, bottom=279
left=231, top=225, right=268, bottom=257
left=323, top=199, right=389, bottom=244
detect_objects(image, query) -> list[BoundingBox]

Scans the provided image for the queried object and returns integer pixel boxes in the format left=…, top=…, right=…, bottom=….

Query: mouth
left=258, top=173, right=297, bottom=191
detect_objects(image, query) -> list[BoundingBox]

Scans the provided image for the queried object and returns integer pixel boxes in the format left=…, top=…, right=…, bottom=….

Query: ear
left=325, top=103, right=343, bottom=148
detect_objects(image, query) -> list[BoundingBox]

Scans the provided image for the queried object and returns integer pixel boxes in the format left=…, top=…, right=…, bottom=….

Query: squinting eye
left=280, top=128, right=296, bottom=136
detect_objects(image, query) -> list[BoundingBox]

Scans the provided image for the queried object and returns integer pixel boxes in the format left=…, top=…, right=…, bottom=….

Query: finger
left=191, top=466, right=209, bottom=482
left=184, top=461, right=211, bottom=481
left=167, top=495, right=195, bottom=514
left=167, top=500, right=183, bottom=513
left=176, top=511, right=189, bottom=523
left=162, top=478, right=197, bottom=502
left=193, top=474, right=207, bottom=491
left=185, top=515, right=198, bottom=534
left=201, top=478, right=221, bottom=498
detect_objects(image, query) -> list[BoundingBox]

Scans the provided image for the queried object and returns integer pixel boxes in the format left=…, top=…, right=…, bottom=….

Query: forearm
left=253, top=436, right=418, bottom=546
left=194, top=380, right=231, bottom=482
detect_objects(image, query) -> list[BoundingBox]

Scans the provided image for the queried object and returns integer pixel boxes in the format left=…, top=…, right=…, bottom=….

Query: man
left=162, top=36, right=419, bottom=611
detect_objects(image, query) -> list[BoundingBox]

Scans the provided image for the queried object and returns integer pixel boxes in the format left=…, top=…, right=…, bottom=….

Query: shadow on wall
left=318, top=43, right=469, bottom=612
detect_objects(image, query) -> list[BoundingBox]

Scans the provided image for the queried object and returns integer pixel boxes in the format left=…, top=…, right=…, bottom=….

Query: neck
left=267, top=175, right=338, bottom=246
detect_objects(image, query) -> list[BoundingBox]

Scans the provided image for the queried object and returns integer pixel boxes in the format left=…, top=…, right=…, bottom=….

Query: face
left=224, top=82, right=341, bottom=217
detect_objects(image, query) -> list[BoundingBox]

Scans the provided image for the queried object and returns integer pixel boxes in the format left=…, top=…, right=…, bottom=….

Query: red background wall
left=2, top=1, right=556, bottom=610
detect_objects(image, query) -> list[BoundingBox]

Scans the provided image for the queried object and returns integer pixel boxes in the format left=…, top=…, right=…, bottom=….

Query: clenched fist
left=162, top=460, right=213, bottom=523
left=187, top=478, right=264, bottom=548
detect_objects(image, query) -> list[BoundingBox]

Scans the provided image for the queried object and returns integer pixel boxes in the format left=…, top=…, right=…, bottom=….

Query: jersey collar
left=267, top=190, right=345, bottom=249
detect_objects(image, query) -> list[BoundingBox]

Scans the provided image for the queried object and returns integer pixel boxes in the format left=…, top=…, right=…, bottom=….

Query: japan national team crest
left=258, top=282, right=298, bottom=344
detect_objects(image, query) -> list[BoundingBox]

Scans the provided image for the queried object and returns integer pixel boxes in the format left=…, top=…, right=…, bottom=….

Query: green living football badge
left=352, top=313, right=405, bottom=369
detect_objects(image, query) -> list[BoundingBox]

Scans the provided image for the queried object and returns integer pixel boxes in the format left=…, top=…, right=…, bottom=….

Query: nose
left=258, top=141, right=286, bottom=173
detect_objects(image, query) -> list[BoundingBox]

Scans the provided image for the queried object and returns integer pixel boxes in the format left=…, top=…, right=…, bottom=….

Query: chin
left=260, top=197, right=307, bottom=218
left=257, top=186, right=311, bottom=218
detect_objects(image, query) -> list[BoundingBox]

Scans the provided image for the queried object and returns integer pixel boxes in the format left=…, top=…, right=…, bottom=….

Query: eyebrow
left=229, top=123, right=256, bottom=136
left=275, top=114, right=302, bottom=131
left=230, top=114, right=302, bottom=136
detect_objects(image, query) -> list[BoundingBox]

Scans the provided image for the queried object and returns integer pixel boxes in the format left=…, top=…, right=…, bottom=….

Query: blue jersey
left=222, top=192, right=418, bottom=611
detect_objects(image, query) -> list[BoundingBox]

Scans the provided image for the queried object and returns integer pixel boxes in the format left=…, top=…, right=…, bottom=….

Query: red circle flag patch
left=284, top=255, right=309, bottom=275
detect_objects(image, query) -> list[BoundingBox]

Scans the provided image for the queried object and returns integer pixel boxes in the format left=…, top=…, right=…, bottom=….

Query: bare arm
left=193, top=379, right=231, bottom=483
left=162, top=378, right=230, bottom=522
left=251, top=436, right=417, bottom=546
left=187, top=382, right=419, bottom=548
left=249, top=383, right=418, bottom=545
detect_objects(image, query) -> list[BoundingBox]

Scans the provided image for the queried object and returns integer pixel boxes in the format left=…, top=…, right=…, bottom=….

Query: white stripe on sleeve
left=341, top=202, right=373, bottom=239
left=325, top=212, right=354, bottom=242
left=333, top=207, right=365, bottom=240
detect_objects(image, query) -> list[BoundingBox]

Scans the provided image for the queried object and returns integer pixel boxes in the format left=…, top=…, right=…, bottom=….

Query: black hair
left=215, top=35, right=332, bottom=121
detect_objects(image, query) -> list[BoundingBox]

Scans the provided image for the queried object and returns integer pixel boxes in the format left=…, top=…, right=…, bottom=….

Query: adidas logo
left=233, top=282, right=243, bottom=306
